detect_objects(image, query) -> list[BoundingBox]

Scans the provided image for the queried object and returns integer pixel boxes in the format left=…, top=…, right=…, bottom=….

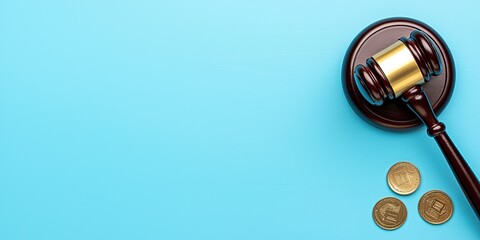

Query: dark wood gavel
left=354, top=30, right=480, bottom=219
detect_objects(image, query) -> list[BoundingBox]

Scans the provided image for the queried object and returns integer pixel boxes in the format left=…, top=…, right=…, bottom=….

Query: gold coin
left=418, top=190, right=453, bottom=224
left=387, top=162, right=421, bottom=195
left=372, top=197, right=407, bottom=230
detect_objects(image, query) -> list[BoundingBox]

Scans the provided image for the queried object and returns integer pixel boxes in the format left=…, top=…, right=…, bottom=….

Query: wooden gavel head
left=354, top=30, right=443, bottom=105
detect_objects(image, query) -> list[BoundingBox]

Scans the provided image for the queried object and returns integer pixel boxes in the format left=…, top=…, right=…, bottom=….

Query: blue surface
left=1, top=0, right=480, bottom=239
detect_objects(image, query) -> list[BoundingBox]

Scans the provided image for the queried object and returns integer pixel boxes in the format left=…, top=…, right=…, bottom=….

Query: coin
left=387, top=162, right=421, bottom=195
left=373, top=197, right=407, bottom=230
left=418, top=190, right=453, bottom=224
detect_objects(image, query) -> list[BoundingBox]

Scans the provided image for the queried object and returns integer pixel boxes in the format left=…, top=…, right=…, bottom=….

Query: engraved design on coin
left=418, top=190, right=453, bottom=224
left=387, top=162, right=421, bottom=195
left=373, top=197, right=407, bottom=230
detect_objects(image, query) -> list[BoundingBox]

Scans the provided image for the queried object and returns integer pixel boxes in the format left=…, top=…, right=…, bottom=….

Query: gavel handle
left=402, top=85, right=480, bottom=220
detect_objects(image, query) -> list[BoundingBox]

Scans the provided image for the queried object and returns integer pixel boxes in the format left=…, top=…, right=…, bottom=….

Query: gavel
left=354, top=30, right=480, bottom=219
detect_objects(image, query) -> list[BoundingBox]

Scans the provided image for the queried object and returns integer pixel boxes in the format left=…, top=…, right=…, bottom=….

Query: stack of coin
left=372, top=161, right=454, bottom=230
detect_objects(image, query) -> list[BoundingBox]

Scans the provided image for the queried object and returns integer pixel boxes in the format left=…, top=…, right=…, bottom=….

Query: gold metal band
left=373, top=41, right=424, bottom=97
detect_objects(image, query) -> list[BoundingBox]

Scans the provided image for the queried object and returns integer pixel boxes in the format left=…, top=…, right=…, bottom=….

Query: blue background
left=1, top=0, right=479, bottom=239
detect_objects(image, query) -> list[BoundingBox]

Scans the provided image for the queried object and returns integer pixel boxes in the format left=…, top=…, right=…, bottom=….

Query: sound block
left=342, top=17, right=455, bottom=130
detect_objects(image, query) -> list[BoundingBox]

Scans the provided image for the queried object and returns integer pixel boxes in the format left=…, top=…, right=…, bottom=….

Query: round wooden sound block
left=343, top=18, right=455, bottom=130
